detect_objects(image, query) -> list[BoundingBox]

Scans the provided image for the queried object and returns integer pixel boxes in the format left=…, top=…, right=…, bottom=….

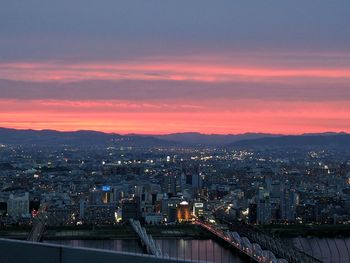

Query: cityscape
left=1, top=1, right=350, bottom=263
left=0, top=129, right=350, bottom=262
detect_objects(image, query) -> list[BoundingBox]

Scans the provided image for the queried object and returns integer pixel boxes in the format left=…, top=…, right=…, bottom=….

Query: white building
left=145, top=213, right=163, bottom=224
left=7, top=192, right=30, bottom=218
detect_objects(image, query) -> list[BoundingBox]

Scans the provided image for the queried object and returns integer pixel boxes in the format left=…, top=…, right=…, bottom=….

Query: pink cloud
left=1, top=58, right=349, bottom=82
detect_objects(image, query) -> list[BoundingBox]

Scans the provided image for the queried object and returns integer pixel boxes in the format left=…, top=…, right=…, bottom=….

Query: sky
left=0, top=1, right=350, bottom=134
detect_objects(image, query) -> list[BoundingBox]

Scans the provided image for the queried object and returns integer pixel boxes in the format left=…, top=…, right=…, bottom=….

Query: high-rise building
left=257, top=187, right=271, bottom=224
left=163, top=174, right=178, bottom=195
left=162, top=195, right=182, bottom=222
left=281, top=185, right=297, bottom=222
left=79, top=200, right=85, bottom=220
left=102, top=186, right=113, bottom=204
left=191, top=173, right=203, bottom=190
left=122, top=199, right=141, bottom=222
left=248, top=203, right=257, bottom=224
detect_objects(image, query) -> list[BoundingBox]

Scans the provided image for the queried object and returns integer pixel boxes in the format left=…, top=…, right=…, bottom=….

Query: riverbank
left=258, top=224, right=350, bottom=238
left=0, top=224, right=212, bottom=240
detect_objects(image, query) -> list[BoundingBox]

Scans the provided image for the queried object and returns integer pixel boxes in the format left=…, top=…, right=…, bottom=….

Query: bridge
left=196, top=219, right=323, bottom=263
left=210, top=207, right=322, bottom=263
left=27, top=203, right=48, bottom=242
left=129, top=219, right=164, bottom=257
left=225, top=220, right=322, bottom=263
left=195, top=220, right=289, bottom=263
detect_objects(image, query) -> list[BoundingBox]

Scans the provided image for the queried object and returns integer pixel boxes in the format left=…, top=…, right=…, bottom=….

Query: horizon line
left=0, top=126, right=348, bottom=137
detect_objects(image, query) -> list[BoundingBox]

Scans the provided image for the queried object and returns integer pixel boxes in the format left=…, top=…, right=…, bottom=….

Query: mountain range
left=0, top=127, right=349, bottom=148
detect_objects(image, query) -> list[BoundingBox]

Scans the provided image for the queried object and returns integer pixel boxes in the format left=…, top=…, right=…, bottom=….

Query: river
left=47, top=237, right=350, bottom=263
left=46, top=239, right=245, bottom=263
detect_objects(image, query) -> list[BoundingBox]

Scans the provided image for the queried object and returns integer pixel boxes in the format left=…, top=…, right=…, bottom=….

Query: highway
left=27, top=204, right=48, bottom=242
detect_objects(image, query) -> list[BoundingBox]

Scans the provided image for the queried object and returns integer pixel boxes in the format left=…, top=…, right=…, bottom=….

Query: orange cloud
left=0, top=99, right=349, bottom=134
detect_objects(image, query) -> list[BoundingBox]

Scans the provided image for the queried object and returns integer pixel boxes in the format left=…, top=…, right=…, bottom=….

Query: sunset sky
left=1, top=1, right=350, bottom=134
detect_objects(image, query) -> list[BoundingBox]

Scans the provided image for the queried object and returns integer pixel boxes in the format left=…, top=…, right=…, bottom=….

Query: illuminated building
left=83, top=204, right=116, bottom=225
left=161, top=195, right=182, bottom=222
left=193, top=202, right=204, bottom=217
left=177, top=201, right=191, bottom=222
left=102, top=186, right=113, bottom=204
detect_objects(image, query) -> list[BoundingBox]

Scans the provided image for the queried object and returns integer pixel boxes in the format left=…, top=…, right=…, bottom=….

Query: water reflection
left=156, top=239, right=244, bottom=263
left=47, top=239, right=244, bottom=263
left=292, top=237, right=350, bottom=263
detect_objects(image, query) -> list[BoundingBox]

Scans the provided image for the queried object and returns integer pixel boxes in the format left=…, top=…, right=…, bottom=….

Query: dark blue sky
left=1, top=0, right=349, bottom=61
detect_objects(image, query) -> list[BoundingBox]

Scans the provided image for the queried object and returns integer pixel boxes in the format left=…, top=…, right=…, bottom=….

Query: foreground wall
left=0, top=238, right=192, bottom=263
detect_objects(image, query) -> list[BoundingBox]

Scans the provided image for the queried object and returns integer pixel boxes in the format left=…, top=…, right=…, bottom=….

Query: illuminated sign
left=102, top=186, right=111, bottom=192
left=194, top=203, right=204, bottom=208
